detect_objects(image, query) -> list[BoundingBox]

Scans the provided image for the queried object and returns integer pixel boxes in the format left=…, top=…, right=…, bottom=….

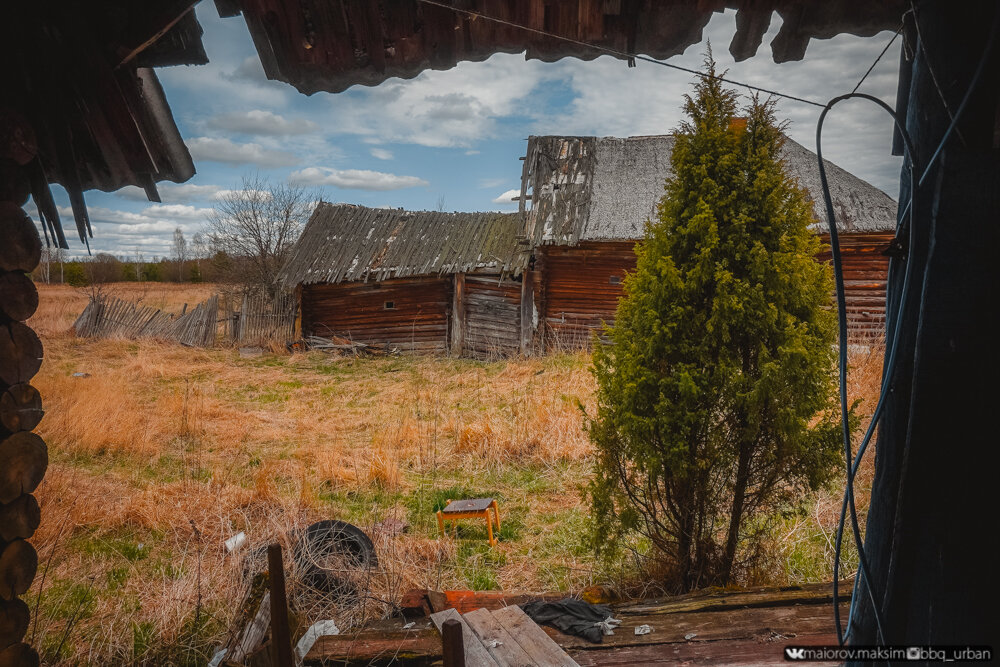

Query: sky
left=39, top=4, right=903, bottom=258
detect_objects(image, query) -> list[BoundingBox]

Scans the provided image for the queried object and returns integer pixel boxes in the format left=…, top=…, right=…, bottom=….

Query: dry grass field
left=24, top=283, right=882, bottom=665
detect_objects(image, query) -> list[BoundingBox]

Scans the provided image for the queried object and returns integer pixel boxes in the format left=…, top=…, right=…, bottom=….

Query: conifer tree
left=588, top=55, right=844, bottom=591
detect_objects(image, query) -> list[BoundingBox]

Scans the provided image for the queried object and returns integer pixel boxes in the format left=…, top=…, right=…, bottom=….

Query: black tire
left=294, top=520, right=378, bottom=602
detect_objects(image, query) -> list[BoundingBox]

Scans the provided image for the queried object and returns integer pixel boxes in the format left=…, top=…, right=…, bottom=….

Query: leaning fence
left=73, top=292, right=296, bottom=348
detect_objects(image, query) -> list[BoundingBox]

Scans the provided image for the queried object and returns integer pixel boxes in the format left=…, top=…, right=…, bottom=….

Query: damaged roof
left=279, top=204, right=527, bottom=287
left=521, top=134, right=898, bottom=246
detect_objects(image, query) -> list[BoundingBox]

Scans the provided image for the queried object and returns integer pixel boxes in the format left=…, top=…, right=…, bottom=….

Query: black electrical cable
left=819, top=4, right=1000, bottom=649
left=852, top=27, right=902, bottom=94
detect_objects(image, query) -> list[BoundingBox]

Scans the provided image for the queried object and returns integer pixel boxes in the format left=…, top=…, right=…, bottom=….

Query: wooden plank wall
left=301, top=277, right=451, bottom=352
left=462, top=275, right=521, bottom=359
left=816, top=232, right=893, bottom=341
left=537, top=234, right=892, bottom=351
left=537, top=241, right=635, bottom=351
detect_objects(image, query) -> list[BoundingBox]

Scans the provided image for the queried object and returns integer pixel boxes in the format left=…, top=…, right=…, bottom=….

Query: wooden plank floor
left=305, top=581, right=850, bottom=666
left=431, top=605, right=579, bottom=667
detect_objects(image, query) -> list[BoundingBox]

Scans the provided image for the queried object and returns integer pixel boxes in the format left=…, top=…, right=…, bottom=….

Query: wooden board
left=569, top=632, right=839, bottom=666
left=490, top=605, right=579, bottom=667
left=430, top=608, right=500, bottom=667
left=463, top=607, right=536, bottom=667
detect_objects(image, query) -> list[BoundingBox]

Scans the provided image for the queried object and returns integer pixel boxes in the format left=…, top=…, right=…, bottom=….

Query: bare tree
left=206, top=174, right=313, bottom=296
left=172, top=227, right=188, bottom=281
left=191, top=232, right=208, bottom=267
left=132, top=247, right=144, bottom=281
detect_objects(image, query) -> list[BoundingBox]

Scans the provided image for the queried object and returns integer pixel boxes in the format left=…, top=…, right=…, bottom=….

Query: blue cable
left=817, top=4, right=999, bottom=649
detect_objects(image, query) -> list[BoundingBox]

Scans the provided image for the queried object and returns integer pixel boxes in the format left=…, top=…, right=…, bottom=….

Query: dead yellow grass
left=26, top=283, right=884, bottom=664
left=28, top=284, right=596, bottom=665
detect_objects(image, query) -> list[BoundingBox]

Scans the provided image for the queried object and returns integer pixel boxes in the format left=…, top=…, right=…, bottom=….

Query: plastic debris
left=486, top=640, right=503, bottom=648
left=207, top=648, right=227, bottom=667
left=224, top=531, right=247, bottom=553
left=594, top=616, right=622, bottom=636
left=684, top=632, right=698, bottom=640
left=634, top=624, right=652, bottom=635
left=294, top=620, right=341, bottom=664
left=402, top=622, right=415, bottom=630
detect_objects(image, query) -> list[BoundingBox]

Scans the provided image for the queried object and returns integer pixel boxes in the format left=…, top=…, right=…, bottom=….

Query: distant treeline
left=31, top=250, right=236, bottom=286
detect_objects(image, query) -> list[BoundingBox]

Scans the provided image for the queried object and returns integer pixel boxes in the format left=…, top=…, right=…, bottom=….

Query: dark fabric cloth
left=520, top=598, right=614, bottom=643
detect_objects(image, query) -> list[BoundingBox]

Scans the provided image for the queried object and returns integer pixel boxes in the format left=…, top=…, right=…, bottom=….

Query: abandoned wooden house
left=518, top=134, right=899, bottom=351
left=278, top=204, right=528, bottom=356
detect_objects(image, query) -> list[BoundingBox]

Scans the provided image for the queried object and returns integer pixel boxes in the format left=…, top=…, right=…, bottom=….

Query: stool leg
left=437, top=511, right=445, bottom=539
left=491, top=501, right=501, bottom=531
left=485, top=512, right=495, bottom=547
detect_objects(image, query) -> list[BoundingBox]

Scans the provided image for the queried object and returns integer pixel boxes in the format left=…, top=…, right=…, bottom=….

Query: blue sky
left=42, top=4, right=902, bottom=258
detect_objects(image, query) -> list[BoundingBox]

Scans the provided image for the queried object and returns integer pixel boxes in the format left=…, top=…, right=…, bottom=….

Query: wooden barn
left=278, top=204, right=528, bottom=357
left=518, top=134, right=898, bottom=350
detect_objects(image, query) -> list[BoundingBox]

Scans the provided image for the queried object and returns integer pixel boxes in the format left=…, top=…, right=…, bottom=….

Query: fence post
left=267, top=543, right=295, bottom=667
left=441, top=618, right=465, bottom=667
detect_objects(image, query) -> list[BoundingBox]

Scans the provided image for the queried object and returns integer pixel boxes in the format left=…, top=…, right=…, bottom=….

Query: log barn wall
left=302, top=277, right=452, bottom=353
left=816, top=232, right=893, bottom=340
left=534, top=236, right=892, bottom=350
left=535, top=241, right=635, bottom=350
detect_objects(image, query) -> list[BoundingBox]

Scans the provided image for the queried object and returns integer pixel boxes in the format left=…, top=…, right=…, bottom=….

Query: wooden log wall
left=0, top=113, right=44, bottom=665
left=815, top=232, right=893, bottom=341
left=301, top=277, right=451, bottom=353
left=536, top=241, right=635, bottom=351
left=461, top=275, right=521, bottom=359
left=536, top=235, right=893, bottom=352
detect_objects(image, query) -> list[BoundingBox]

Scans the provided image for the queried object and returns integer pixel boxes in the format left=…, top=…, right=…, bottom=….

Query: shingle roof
left=279, top=204, right=528, bottom=287
left=521, top=134, right=898, bottom=245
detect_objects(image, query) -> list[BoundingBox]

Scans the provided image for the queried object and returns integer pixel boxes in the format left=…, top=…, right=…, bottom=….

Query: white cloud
left=186, top=137, right=299, bottom=167
left=329, top=53, right=549, bottom=147
left=289, top=167, right=428, bottom=191
left=492, top=188, right=521, bottom=204
left=115, top=183, right=223, bottom=203
left=144, top=204, right=215, bottom=220
left=370, top=148, right=394, bottom=160
left=206, top=110, right=319, bottom=136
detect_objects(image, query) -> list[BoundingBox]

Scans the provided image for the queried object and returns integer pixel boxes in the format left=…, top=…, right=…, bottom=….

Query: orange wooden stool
left=436, top=498, right=501, bottom=546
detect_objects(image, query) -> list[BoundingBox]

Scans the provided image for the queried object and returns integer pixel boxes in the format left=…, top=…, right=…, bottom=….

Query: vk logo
left=785, top=647, right=806, bottom=660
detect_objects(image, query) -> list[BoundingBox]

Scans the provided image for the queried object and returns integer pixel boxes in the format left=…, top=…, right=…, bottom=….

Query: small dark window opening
left=609, top=275, right=621, bottom=285
left=384, top=301, right=396, bottom=310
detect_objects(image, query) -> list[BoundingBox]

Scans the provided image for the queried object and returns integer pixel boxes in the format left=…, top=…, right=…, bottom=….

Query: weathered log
left=0, top=273, right=37, bottom=323
left=0, top=203, right=40, bottom=274
left=0, top=598, right=29, bottom=650
left=0, top=495, right=40, bottom=542
left=0, top=641, right=39, bottom=667
left=0, top=161, right=30, bottom=207
left=0, top=323, right=43, bottom=386
left=0, top=384, right=43, bottom=433
left=0, top=432, right=47, bottom=504
left=0, top=110, right=36, bottom=166
left=0, top=540, right=37, bottom=601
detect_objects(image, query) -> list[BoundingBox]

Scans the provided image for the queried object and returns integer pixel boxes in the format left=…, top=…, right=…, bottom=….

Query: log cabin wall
left=462, top=275, right=521, bottom=359
left=536, top=236, right=892, bottom=351
left=816, top=232, right=893, bottom=341
left=536, top=241, right=636, bottom=351
left=301, top=277, right=452, bottom=353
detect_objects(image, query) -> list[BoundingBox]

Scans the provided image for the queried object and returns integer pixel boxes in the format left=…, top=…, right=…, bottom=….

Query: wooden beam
left=450, top=273, right=466, bottom=356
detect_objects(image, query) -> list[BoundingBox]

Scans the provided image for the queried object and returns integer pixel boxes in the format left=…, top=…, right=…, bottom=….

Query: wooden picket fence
left=73, top=292, right=296, bottom=348
left=222, top=292, right=296, bottom=346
